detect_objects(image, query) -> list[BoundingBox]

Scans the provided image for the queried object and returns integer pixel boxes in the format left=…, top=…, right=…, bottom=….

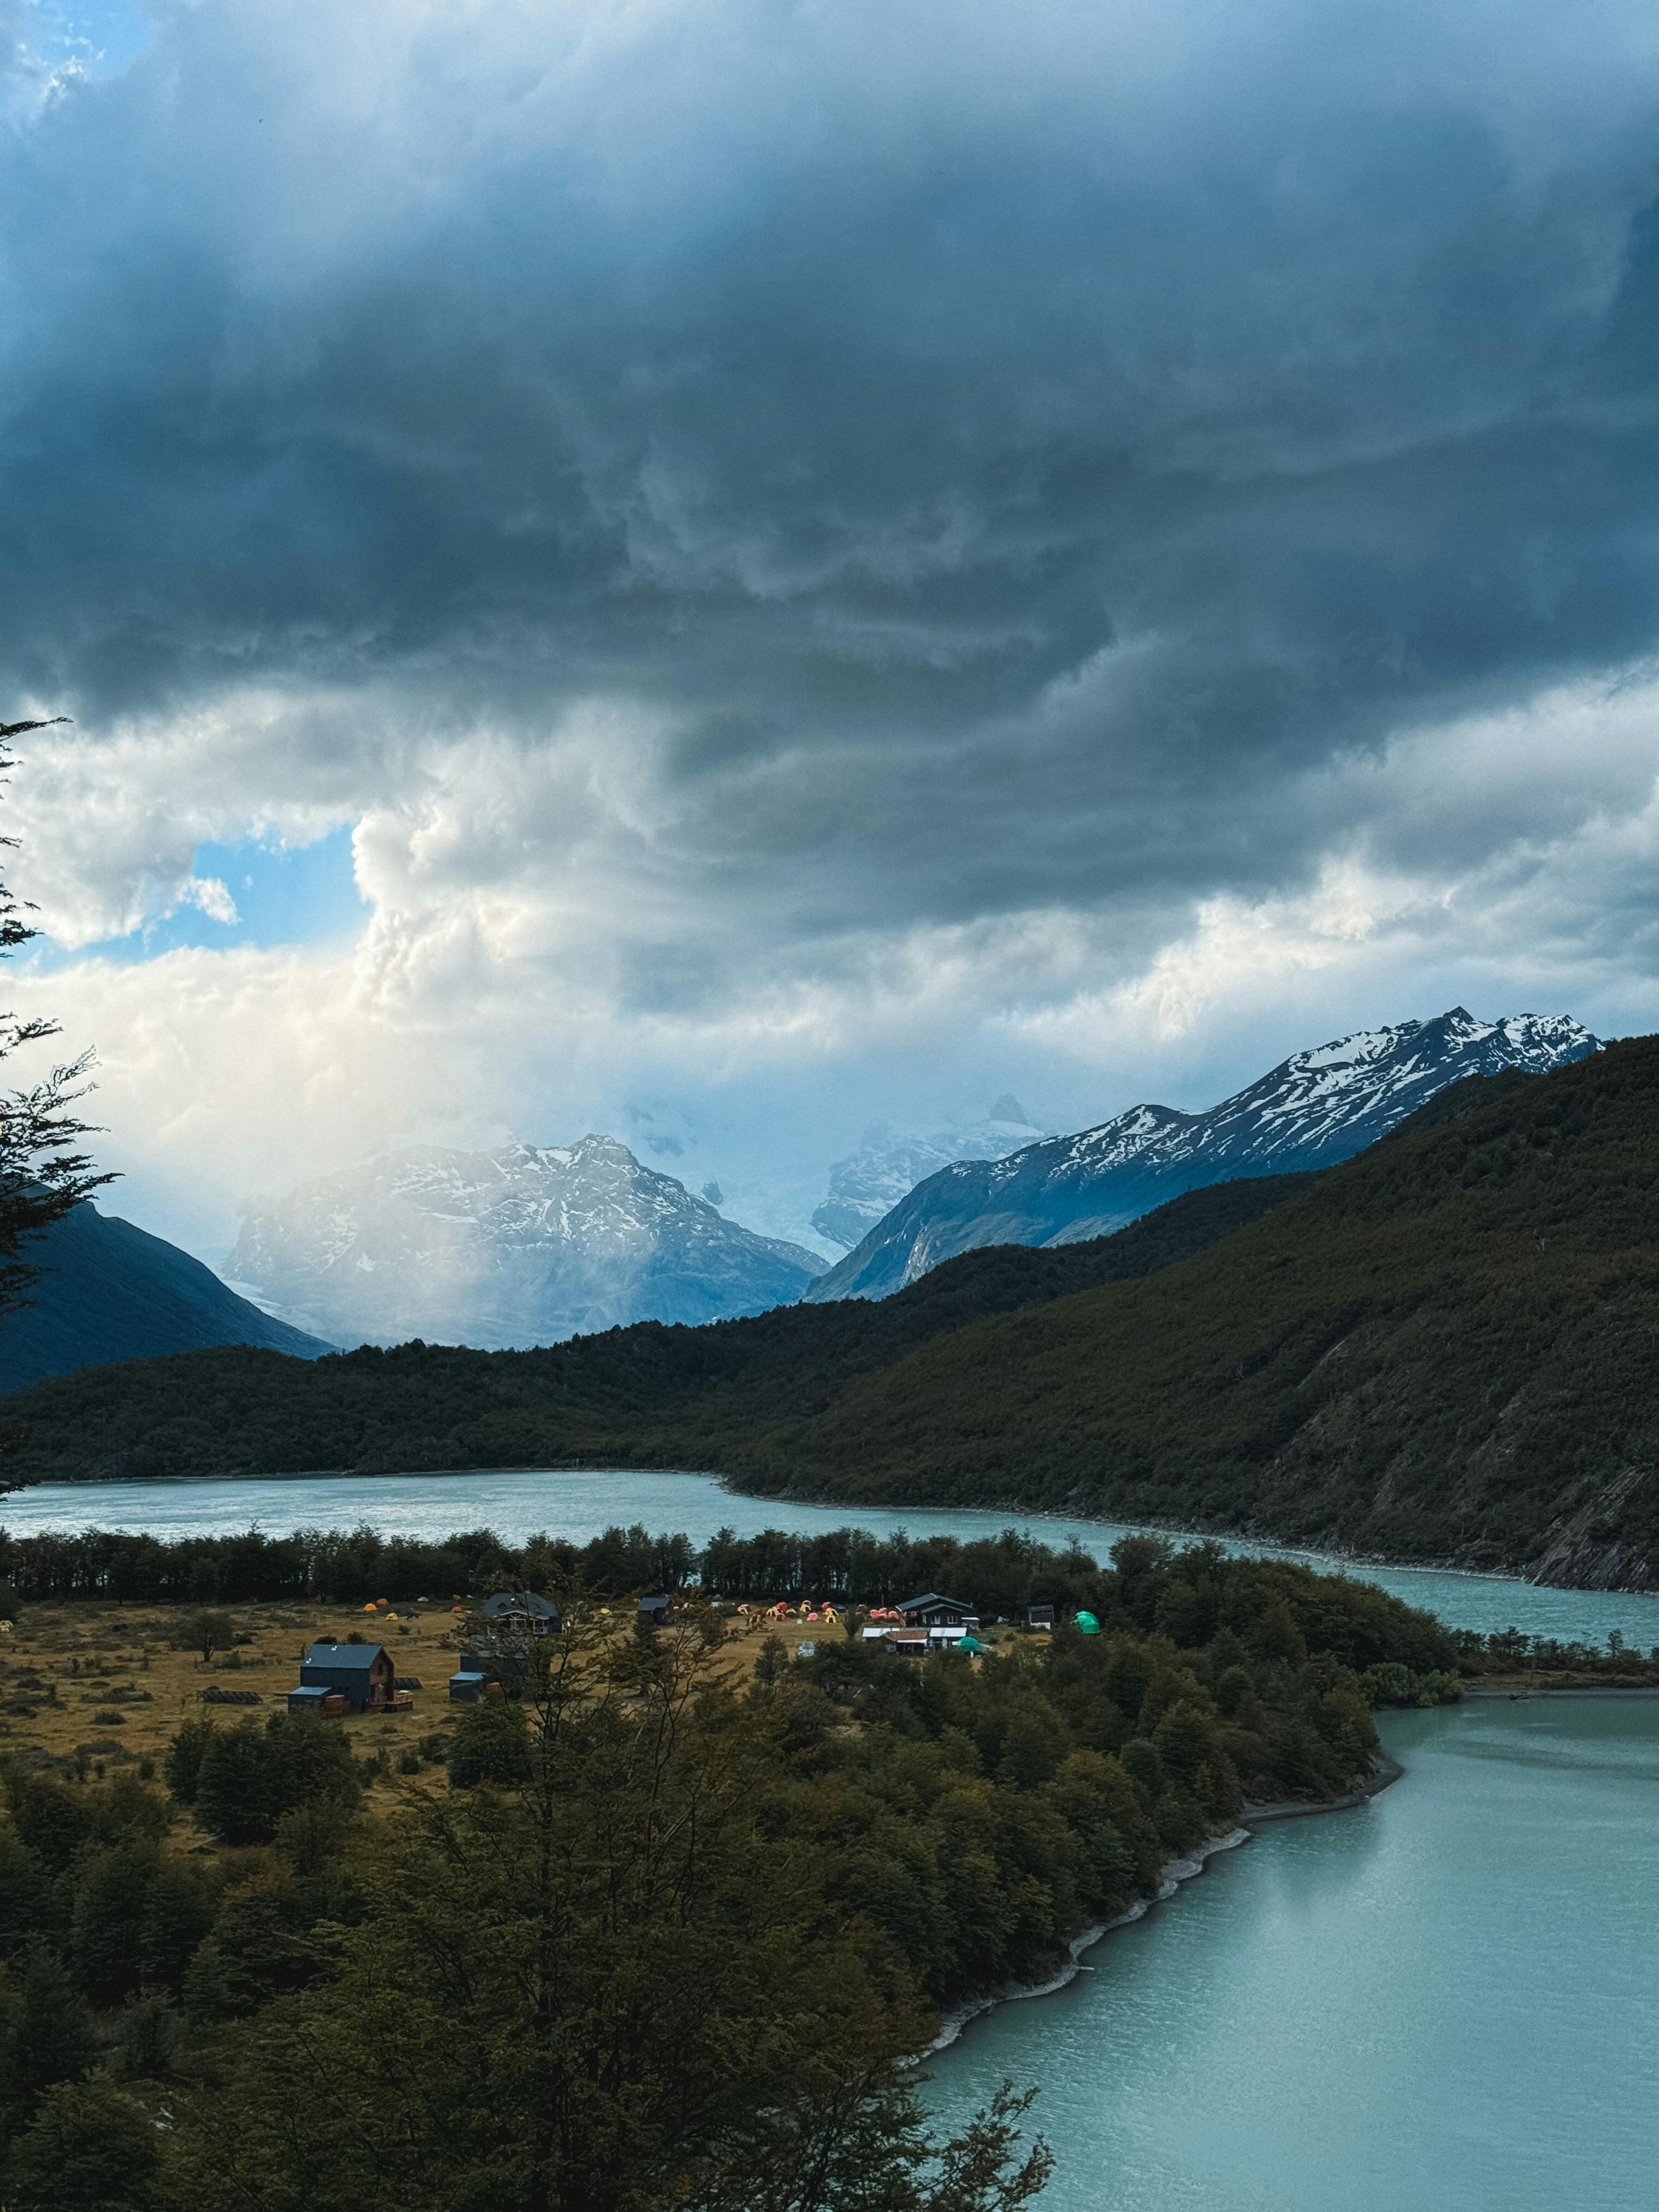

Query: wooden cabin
left=297, top=1640, right=397, bottom=1712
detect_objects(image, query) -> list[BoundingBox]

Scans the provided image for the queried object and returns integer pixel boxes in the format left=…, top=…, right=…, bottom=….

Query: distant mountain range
left=0, top=1201, right=332, bottom=1391
left=224, top=1136, right=827, bottom=1348
left=12, top=1039, right=1659, bottom=1587
left=810, top=1096, right=1049, bottom=1250
left=805, top=1009, right=1600, bottom=1302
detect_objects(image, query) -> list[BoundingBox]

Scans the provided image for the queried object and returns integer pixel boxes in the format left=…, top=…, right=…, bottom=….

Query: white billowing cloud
left=14, top=656, right=1659, bottom=1259
left=178, top=875, right=238, bottom=926
left=5, top=698, right=378, bottom=945
left=1003, top=665, right=1659, bottom=1074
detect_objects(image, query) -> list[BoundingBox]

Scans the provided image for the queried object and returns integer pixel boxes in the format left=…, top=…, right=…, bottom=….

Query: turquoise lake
left=924, top=1697, right=1659, bottom=2212
left=4, top=1464, right=1656, bottom=1649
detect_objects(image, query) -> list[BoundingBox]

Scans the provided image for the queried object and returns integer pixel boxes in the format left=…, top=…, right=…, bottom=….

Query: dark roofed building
left=478, top=1590, right=562, bottom=1634
left=896, top=1593, right=975, bottom=1629
left=637, top=1595, right=673, bottom=1629
left=298, top=1640, right=396, bottom=1712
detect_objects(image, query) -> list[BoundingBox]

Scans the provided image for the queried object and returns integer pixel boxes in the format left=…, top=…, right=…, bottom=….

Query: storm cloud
left=5, top=0, right=1659, bottom=1248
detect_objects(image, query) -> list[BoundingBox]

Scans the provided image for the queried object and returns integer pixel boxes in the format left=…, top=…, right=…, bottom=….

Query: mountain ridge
left=7, top=1040, right=1658, bottom=1588
left=810, top=1096, right=1050, bottom=1250
left=804, top=1007, right=1600, bottom=1300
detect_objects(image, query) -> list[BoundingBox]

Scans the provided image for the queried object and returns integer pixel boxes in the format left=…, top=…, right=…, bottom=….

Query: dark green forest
left=0, top=1536, right=1460, bottom=2211
left=8, top=1040, right=1659, bottom=1583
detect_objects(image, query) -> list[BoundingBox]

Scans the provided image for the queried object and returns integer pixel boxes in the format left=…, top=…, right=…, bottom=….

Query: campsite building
left=296, top=1641, right=397, bottom=1713
left=896, top=1593, right=977, bottom=1629
left=477, top=1590, right=562, bottom=1634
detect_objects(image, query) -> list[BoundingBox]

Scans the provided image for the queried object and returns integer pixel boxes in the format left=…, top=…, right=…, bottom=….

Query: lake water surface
left=4, top=1465, right=1657, bottom=1647
left=924, top=1697, right=1659, bottom=2212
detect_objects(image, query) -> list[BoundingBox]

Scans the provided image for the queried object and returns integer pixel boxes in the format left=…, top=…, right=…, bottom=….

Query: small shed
left=896, top=1593, right=976, bottom=1629
left=286, top=1686, right=331, bottom=1713
left=298, top=1641, right=397, bottom=1712
left=637, top=1595, right=674, bottom=1629
left=1027, top=1604, right=1056, bottom=1631
left=449, top=1672, right=489, bottom=1703
left=883, top=1628, right=930, bottom=1658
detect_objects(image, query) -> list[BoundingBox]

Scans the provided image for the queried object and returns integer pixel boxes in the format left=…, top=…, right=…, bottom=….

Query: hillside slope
left=764, top=1047, right=1659, bottom=1584
left=806, top=1006, right=1598, bottom=1300
left=0, top=1203, right=333, bottom=1390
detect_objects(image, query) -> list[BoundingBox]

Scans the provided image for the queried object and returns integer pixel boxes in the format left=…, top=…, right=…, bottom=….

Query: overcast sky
left=6, top=0, right=1659, bottom=1254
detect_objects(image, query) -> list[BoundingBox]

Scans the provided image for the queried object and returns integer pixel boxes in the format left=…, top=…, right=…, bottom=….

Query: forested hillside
left=0, top=1172, right=1305, bottom=1487
left=8, top=1040, right=1659, bottom=1585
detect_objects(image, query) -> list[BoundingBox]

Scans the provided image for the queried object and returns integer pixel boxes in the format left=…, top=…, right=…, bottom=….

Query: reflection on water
left=4, top=1465, right=1658, bottom=1646
left=925, top=1700, right=1659, bottom=2212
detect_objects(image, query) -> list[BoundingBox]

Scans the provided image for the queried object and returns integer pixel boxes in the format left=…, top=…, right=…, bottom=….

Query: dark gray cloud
left=5, top=0, right=1659, bottom=941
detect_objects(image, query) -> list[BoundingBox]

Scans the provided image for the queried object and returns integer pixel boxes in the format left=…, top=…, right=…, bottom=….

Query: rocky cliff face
left=805, top=1009, right=1600, bottom=1302
left=810, top=1096, right=1049, bottom=1250
left=226, top=1136, right=826, bottom=1348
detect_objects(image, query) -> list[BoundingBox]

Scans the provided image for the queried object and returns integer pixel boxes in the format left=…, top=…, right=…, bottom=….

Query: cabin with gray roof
left=896, top=1593, right=976, bottom=1628
left=297, top=1640, right=396, bottom=1712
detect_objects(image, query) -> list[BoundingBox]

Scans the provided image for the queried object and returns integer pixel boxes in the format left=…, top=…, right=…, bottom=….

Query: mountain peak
left=227, top=1135, right=825, bottom=1348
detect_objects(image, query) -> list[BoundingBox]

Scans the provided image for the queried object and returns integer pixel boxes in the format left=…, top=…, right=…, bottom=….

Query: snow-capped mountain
left=225, top=1136, right=827, bottom=1348
left=803, top=1009, right=1600, bottom=1302
left=810, top=1096, right=1051, bottom=1250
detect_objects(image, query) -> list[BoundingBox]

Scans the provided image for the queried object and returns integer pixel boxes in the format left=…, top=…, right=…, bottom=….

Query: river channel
left=4, top=1465, right=1657, bottom=1648
left=924, top=1697, right=1659, bottom=2212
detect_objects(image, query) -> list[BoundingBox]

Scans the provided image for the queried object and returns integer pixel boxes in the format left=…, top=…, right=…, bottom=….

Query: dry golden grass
left=0, top=1599, right=1010, bottom=1779
left=0, top=1598, right=462, bottom=1773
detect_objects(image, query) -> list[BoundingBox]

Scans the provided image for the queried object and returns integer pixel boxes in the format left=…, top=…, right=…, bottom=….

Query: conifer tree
left=0, top=719, right=111, bottom=1319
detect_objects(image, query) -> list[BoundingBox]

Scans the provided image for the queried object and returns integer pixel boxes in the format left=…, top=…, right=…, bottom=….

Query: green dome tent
left=1074, top=1610, right=1101, bottom=1635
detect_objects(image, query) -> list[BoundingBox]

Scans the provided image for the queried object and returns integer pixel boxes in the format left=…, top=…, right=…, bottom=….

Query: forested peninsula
left=0, top=1531, right=1465, bottom=2209
left=8, top=1040, right=1659, bottom=1587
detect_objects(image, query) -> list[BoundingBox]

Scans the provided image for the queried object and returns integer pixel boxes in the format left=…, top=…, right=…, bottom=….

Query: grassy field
left=0, top=1596, right=979, bottom=1782
left=0, top=1598, right=467, bottom=1777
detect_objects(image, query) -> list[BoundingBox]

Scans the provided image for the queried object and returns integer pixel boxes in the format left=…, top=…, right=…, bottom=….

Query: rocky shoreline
left=924, top=1751, right=1406, bottom=2057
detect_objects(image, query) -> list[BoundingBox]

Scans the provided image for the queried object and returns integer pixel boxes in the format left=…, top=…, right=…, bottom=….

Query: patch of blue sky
left=26, top=0, right=151, bottom=78
left=28, top=825, right=367, bottom=970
